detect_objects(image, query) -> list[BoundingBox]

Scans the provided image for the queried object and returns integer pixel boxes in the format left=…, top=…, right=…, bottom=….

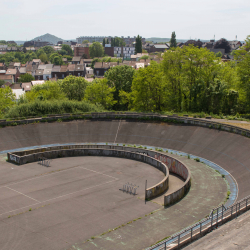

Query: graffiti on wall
left=9, top=154, right=20, bottom=164
left=154, top=154, right=188, bottom=180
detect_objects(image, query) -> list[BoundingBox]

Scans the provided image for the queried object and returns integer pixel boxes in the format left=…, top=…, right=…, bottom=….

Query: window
left=78, top=73, right=80, bottom=76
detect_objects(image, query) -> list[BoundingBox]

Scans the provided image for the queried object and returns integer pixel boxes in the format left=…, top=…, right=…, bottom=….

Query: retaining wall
left=8, top=144, right=190, bottom=205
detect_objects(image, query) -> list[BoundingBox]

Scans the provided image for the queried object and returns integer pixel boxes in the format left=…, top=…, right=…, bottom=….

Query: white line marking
left=0, top=167, right=78, bottom=189
left=114, top=119, right=121, bottom=143
left=79, top=167, right=119, bottom=180
left=5, top=186, right=40, bottom=203
left=0, top=179, right=117, bottom=217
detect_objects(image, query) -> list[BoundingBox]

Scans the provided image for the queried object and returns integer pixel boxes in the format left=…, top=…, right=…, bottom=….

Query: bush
left=5, top=100, right=104, bottom=118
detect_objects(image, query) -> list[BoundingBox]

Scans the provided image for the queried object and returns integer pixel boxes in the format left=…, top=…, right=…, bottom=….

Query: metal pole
left=231, top=206, right=233, bottom=217
left=222, top=207, right=224, bottom=222
left=145, top=180, right=147, bottom=201
left=211, top=211, right=213, bottom=228
left=246, top=198, right=248, bottom=209
left=191, top=227, right=193, bottom=240
left=164, top=241, right=166, bottom=250
left=200, top=222, right=202, bottom=235
left=178, top=235, right=180, bottom=249
left=216, top=208, right=219, bottom=225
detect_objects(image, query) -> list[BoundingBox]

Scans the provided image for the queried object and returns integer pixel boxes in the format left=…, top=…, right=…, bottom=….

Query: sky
left=1, top=0, right=250, bottom=41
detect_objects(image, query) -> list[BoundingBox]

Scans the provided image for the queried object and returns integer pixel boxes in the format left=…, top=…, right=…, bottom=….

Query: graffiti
left=154, top=153, right=188, bottom=180
left=9, top=154, right=19, bottom=163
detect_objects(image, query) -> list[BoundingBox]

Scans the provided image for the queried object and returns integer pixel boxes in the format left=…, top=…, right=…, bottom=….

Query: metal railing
left=38, top=157, right=52, bottom=167
left=148, top=195, right=250, bottom=250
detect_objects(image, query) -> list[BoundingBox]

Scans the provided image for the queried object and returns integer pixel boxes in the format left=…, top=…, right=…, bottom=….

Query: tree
left=111, top=38, right=114, bottom=47
left=53, top=56, right=63, bottom=65
left=84, top=78, right=116, bottom=109
left=184, top=39, right=203, bottom=48
left=61, top=44, right=73, bottom=56
left=18, top=73, right=35, bottom=83
left=43, top=46, right=55, bottom=55
left=135, top=35, right=142, bottom=54
left=129, top=61, right=167, bottom=111
left=216, top=51, right=223, bottom=57
left=104, top=65, right=135, bottom=110
left=82, top=40, right=89, bottom=44
left=0, top=80, right=5, bottom=87
left=170, top=32, right=177, bottom=48
left=0, top=87, right=16, bottom=117
left=214, top=38, right=231, bottom=53
left=103, top=38, right=106, bottom=47
left=60, top=75, right=89, bottom=101
left=39, top=53, right=48, bottom=63
left=89, top=42, right=104, bottom=58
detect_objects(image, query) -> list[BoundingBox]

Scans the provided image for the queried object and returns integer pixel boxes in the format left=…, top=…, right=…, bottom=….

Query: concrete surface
left=184, top=209, right=250, bottom=250
left=0, top=119, right=236, bottom=249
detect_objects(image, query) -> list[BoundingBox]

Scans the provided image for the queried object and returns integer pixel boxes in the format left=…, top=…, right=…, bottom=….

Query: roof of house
left=38, top=65, right=46, bottom=70
left=72, top=56, right=81, bottom=62
left=153, top=44, right=168, bottom=49
left=109, top=62, right=118, bottom=67
left=52, top=66, right=61, bottom=72
left=26, top=65, right=32, bottom=72
left=0, top=70, right=6, bottom=74
left=67, top=64, right=75, bottom=71
left=0, top=75, right=12, bottom=80
left=0, top=63, right=4, bottom=67
left=62, top=58, right=68, bottom=62
left=35, top=69, right=44, bottom=76
left=83, top=59, right=93, bottom=63
left=60, top=65, right=68, bottom=73
left=94, top=62, right=110, bottom=69
left=6, top=68, right=17, bottom=75
left=10, top=83, right=22, bottom=89
left=32, top=59, right=41, bottom=63
left=21, top=82, right=32, bottom=91
left=75, top=65, right=84, bottom=71
left=14, top=62, right=21, bottom=67
left=43, top=69, right=52, bottom=75
left=19, top=67, right=26, bottom=74
left=45, top=64, right=53, bottom=69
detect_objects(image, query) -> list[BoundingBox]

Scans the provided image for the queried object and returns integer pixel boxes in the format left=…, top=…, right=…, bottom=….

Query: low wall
left=8, top=144, right=190, bottom=205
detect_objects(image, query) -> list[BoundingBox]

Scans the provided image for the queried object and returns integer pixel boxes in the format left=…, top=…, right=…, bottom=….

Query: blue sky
left=1, top=0, right=250, bottom=41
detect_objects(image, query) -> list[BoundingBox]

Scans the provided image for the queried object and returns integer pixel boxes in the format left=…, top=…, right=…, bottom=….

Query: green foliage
left=135, top=35, right=142, bottom=54
left=170, top=31, right=177, bottom=48
left=216, top=51, right=223, bottom=58
left=61, top=44, right=73, bottom=56
left=105, top=65, right=135, bottom=110
left=0, top=80, right=5, bottom=87
left=140, top=55, right=149, bottom=60
left=18, top=73, right=35, bottom=83
left=60, top=75, right=89, bottom=101
left=0, top=87, right=16, bottom=117
left=82, top=40, right=89, bottom=44
left=5, top=100, right=103, bottom=118
left=89, top=42, right=104, bottom=58
left=84, top=78, right=116, bottom=109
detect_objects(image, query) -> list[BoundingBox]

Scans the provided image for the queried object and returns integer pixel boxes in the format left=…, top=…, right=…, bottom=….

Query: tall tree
left=89, top=42, right=104, bottom=58
left=18, top=73, right=35, bottom=83
left=103, top=38, right=106, bottom=47
left=135, top=35, right=142, bottom=54
left=214, top=38, right=231, bottom=53
left=170, top=32, right=177, bottom=48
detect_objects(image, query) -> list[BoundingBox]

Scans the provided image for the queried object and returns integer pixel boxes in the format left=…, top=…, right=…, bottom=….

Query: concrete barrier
left=8, top=144, right=191, bottom=205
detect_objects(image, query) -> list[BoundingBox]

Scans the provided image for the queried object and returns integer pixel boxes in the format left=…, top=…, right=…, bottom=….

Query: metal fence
left=147, top=195, right=250, bottom=250
left=38, top=157, right=52, bottom=167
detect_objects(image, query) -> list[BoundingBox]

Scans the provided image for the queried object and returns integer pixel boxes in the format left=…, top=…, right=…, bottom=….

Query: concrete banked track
left=1, top=116, right=250, bottom=249
left=1, top=118, right=249, bottom=201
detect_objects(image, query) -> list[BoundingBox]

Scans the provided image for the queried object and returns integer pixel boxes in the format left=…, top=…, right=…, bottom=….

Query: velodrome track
left=1, top=119, right=249, bottom=201
left=0, top=118, right=250, bottom=249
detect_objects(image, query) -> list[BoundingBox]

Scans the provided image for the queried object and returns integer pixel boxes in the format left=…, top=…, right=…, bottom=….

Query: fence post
left=211, top=211, right=213, bottom=228
left=231, top=206, right=233, bottom=217
left=164, top=241, right=166, bottom=250
left=191, top=227, right=193, bottom=240
left=178, top=234, right=180, bottom=249
left=222, top=207, right=224, bottom=222
left=200, top=222, right=202, bottom=235
left=145, top=180, right=147, bottom=201
left=236, top=204, right=237, bottom=218
left=246, top=198, right=248, bottom=209
left=216, top=208, right=219, bottom=226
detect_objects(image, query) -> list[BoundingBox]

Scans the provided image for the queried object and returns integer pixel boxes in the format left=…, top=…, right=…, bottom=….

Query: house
left=149, top=44, right=168, bottom=53
left=0, top=70, right=6, bottom=75
left=0, top=63, right=6, bottom=70
left=74, top=64, right=85, bottom=77
left=113, top=47, right=135, bottom=59
left=43, top=69, right=52, bottom=80
left=59, top=65, right=68, bottom=79
left=21, top=82, right=32, bottom=92
left=86, top=67, right=93, bottom=77
left=26, top=65, right=33, bottom=75
left=72, top=56, right=81, bottom=64
left=67, top=64, right=75, bottom=76
left=0, top=75, right=14, bottom=84
left=14, top=62, right=21, bottom=69
left=34, top=69, right=44, bottom=80
left=8, top=62, right=15, bottom=69
left=19, top=67, right=26, bottom=75
left=38, top=65, right=47, bottom=70
left=62, top=58, right=68, bottom=64
left=6, top=68, right=20, bottom=82
left=83, top=59, right=93, bottom=67
left=94, top=62, right=110, bottom=77
left=229, top=40, right=242, bottom=50
left=74, top=46, right=90, bottom=58
left=32, top=59, right=41, bottom=65
left=51, top=66, right=61, bottom=79
left=45, top=64, right=53, bottom=69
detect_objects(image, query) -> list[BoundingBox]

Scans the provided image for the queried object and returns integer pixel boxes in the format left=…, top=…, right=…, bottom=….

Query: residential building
left=0, top=75, right=14, bottom=84
left=43, top=69, right=52, bottom=80
left=34, top=69, right=44, bottom=80
left=6, top=68, right=20, bottom=82
left=74, top=46, right=90, bottom=58
left=149, top=44, right=168, bottom=53
left=60, top=65, right=68, bottom=79
left=51, top=66, right=61, bottom=79
left=21, top=82, right=32, bottom=92
left=72, top=56, right=81, bottom=64
left=114, top=47, right=135, bottom=59
left=74, top=65, right=85, bottom=77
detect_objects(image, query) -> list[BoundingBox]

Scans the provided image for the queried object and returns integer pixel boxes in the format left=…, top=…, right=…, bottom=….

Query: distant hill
left=31, top=33, right=64, bottom=45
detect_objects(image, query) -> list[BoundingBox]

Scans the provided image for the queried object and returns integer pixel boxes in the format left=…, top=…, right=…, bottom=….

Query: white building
left=114, top=47, right=135, bottom=59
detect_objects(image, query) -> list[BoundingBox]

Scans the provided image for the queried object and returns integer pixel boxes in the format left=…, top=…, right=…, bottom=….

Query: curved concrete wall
left=8, top=148, right=169, bottom=200
left=8, top=144, right=191, bottom=205
left=2, top=114, right=250, bottom=201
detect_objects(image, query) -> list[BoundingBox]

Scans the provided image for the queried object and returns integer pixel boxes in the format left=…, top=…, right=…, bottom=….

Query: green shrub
left=5, top=100, right=104, bottom=119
